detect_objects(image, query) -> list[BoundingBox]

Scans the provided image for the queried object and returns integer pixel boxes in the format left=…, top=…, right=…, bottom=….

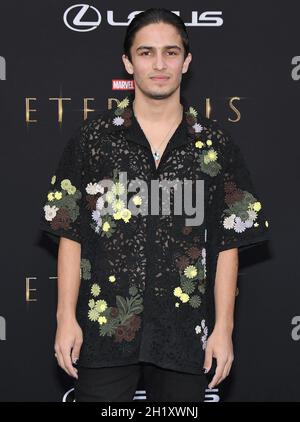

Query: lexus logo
left=63, top=4, right=102, bottom=32
left=63, top=5, right=223, bottom=32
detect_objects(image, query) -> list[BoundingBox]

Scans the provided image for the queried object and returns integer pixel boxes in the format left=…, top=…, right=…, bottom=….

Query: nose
left=153, top=53, right=167, bottom=70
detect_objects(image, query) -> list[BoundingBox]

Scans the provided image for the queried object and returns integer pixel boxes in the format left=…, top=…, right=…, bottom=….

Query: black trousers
left=74, top=361, right=207, bottom=402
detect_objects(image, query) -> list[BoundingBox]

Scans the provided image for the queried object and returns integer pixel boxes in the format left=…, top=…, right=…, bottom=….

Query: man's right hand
left=54, top=315, right=83, bottom=379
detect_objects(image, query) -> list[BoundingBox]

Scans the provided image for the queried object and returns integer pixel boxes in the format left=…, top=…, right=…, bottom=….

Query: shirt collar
left=105, top=93, right=204, bottom=153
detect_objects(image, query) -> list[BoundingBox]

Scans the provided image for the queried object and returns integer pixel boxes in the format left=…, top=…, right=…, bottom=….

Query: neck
left=132, top=91, right=183, bottom=124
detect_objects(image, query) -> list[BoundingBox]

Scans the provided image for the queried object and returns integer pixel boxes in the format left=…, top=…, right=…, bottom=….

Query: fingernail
left=73, top=358, right=78, bottom=364
left=203, top=368, right=208, bottom=373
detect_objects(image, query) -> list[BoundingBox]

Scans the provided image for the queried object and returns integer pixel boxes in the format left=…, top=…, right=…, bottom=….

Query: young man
left=40, top=8, right=269, bottom=402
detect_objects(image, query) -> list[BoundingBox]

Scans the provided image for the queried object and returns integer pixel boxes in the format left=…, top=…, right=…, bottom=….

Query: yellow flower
left=54, top=191, right=62, bottom=200
left=175, top=302, right=180, bottom=308
left=91, top=283, right=101, bottom=297
left=51, top=175, right=56, bottom=185
left=118, top=97, right=129, bottom=109
left=112, top=182, right=125, bottom=196
left=184, top=265, right=198, bottom=279
left=254, top=222, right=259, bottom=227
left=47, top=192, right=55, bottom=201
left=61, top=179, right=72, bottom=190
left=265, top=220, right=269, bottom=227
left=132, top=195, right=142, bottom=206
left=173, top=287, right=183, bottom=297
left=112, top=199, right=125, bottom=212
left=121, top=208, right=132, bottom=223
left=180, top=293, right=190, bottom=303
left=113, top=211, right=122, bottom=220
left=206, top=149, right=218, bottom=162
left=102, top=221, right=111, bottom=232
left=253, top=201, right=262, bottom=212
left=98, top=316, right=107, bottom=325
left=108, top=275, right=116, bottom=283
left=206, top=139, right=212, bottom=146
left=106, top=191, right=115, bottom=203
left=88, top=299, right=95, bottom=309
left=188, top=106, right=198, bottom=117
left=195, top=140, right=205, bottom=149
left=95, top=300, right=108, bottom=313
left=88, top=309, right=99, bottom=321
left=67, top=185, right=76, bottom=195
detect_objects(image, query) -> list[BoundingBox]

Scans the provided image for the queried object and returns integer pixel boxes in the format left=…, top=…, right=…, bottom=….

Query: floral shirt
left=39, top=93, right=269, bottom=375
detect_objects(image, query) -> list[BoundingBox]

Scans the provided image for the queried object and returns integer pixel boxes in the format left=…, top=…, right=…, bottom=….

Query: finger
left=56, top=350, right=68, bottom=374
left=62, top=348, right=78, bottom=379
left=71, top=340, right=82, bottom=365
left=216, top=360, right=231, bottom=385
left=223, top=359, right=233, bottom=379
left=208, top=360, right=226, bottom=389
left=203, top=348, right=213, bottom=373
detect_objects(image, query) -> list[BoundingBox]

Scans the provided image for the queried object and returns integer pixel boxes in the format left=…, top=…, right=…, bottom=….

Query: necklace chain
left=133, top=101, right=183, bottom=162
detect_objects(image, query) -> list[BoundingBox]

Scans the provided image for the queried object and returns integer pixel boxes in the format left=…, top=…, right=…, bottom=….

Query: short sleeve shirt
left=39, top=93, right=270, bottom=374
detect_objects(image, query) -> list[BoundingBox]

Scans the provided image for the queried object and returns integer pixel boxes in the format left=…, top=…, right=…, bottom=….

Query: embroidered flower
left=132, top=195, right=142, bottom=206
left=51, top=175, right=56, bottom=185
left=195, top=140, right=205, bottom=149
left=113, top=116, right=125, bottom=126
left=43, top=204, right=59, bottom=221
left=88, top=309, right=99, bottom=321
left=91, top=283, right=101, bottom=297
left=233, top=217, right=247, bottom=233
left=173, top=287, right=183, bottom=297
left=95, top=299, right=108, bottom=313
left=112, top=182, right=125, bottom=196
left=223, top=214, right=236, bottom=229
left=180, top=293, right=190, bottom=303
left=120, top=208, right=132, bottom=223
left=184, top=265, right=198, bottom=279
left=112, top=199, right=125, bottom=212
left=193, top=123, right=203, bottom=133
left=108, top=275, right=116, bottom=283
left=206, top=139, right=213, bottom=146
left=98, top=316, right=107, bottom=325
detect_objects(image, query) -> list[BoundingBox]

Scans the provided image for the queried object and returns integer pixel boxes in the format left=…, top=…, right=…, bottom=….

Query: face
left=122, top=22, right=192, bottom=100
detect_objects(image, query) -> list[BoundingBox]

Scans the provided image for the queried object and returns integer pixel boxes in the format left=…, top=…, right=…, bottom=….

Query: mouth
left=150, top=76, right=169, bottom=82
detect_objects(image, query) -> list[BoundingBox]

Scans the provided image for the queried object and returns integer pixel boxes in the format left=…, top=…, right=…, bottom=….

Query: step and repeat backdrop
left=0, top=1, right=299, bottom=402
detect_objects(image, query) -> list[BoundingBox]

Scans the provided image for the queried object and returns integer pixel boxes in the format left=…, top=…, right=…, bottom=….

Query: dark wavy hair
left=123, top=8, right=190, bottom=63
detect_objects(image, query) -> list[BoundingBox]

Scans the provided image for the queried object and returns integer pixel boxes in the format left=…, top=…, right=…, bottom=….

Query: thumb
left=71, top=339, right=82, bottom=365
left=203, top=347, right=213, bottom=373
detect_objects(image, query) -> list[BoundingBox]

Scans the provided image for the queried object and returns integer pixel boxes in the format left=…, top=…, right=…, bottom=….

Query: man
left=40, top=8, right=269, bottom=401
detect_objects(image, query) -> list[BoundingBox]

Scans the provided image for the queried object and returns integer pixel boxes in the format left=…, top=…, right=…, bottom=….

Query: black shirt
left=39, top=93, right=269, bottom=374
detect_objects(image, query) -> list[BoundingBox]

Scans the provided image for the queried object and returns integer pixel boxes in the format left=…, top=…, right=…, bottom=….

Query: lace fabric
left=39, top=95, right=269, bottom=374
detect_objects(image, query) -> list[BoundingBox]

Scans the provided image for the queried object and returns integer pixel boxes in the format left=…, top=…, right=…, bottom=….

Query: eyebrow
left=136, top=45, right=182, bottom=52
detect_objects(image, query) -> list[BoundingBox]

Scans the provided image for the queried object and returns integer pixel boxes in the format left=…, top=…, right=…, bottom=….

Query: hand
left=54, top=315, right=83, bottom=379
left=203, top=325, right=234, bottom=389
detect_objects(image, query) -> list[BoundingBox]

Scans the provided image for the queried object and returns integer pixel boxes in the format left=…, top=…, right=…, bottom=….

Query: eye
left=168, top=51, right=177, bottom=55
left=140, top=51, right=150, bottom=56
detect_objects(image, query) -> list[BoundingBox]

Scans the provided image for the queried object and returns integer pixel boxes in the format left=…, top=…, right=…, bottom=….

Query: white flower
left=44, top=204, right=59, bottom=221
left=193, top=123, right=203, bottom=133
left=86, top=182, right=102, bottom=195
left=247, top=210, right=258, bottom=221
left=233, top=217, right=247, bottom=233
left=200, top=319, right=208, bottom=350
left=92, top=210, right=102, bottom=224
left=223, top=214, right=236, bottom=229
left=112, top=116, right=124, bottom=126
left=195, top=325, right=202, bottom=334
left=96, top=196, right=104, bottom=210
left=244, top=219, right=253, bottom=228
left=201, top=247, right=206, bottom=266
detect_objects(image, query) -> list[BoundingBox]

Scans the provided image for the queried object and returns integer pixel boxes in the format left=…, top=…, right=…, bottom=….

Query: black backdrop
left=0, top=1, right=299, bottom=402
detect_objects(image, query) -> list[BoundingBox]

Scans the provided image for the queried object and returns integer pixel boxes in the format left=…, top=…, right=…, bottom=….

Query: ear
left=182, top=52, right=192, bottom=74
left=122, top=54, right=134, bottom=75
